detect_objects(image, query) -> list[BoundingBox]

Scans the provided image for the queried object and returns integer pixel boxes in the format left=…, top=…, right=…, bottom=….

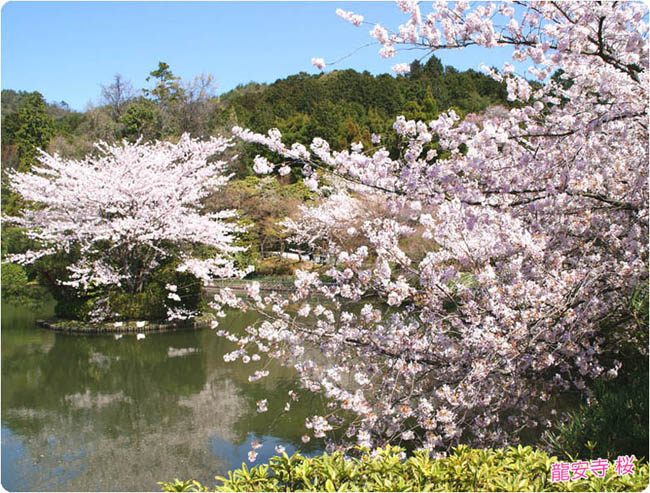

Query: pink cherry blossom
left=5, top=134, right=247, bottom=319
left=311, top=57, right=325, bottom=70
left=392, top=63, right=411, bottom=74
left=336, top=8, right=363, bottom=26
left=256, top=399, right=268, bottom=413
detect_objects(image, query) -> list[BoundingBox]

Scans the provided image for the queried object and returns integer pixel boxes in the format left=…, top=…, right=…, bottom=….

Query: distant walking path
left=205, top=278, right=334, bottom=294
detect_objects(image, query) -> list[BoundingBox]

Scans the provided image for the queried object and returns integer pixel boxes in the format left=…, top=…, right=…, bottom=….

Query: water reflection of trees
left=2, top=328, right=241, bottom=489
left=1, top=308, right=322, bottom=491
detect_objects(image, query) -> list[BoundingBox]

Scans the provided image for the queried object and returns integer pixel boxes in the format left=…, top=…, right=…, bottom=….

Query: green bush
left=54, top=296, right=96, bottom=320
left=0, top=262, right=50, bottom=309
left=108, top=288, right=168, bottom=321
left=1, top=262, right=29, bottom=298
left=159, top=445, right=649, bottom=492
left=105, top=266, right=202, bottom=321
left=541, top=370, right=648, bottom=462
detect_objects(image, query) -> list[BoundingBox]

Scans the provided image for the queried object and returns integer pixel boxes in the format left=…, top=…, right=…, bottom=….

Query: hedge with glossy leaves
left=159, top=445, right=648, bottom=492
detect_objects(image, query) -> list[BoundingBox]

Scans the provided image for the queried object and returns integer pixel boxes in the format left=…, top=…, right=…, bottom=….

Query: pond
left=1, top=302, right=324, bottom=491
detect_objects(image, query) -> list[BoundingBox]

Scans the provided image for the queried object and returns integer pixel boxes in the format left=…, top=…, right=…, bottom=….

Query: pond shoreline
left=33, top=277, right=336, bottom=334
left=36, top=318, right=211, bottom=334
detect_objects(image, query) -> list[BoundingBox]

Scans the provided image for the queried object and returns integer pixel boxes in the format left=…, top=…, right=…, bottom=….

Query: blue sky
left=2, top=1, right=516, bottom=111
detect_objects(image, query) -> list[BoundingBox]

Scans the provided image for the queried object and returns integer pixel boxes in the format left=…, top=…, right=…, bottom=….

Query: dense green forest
left=2, top=56, right=507, bottom=173
left=1, top=56, right=508, bottom=306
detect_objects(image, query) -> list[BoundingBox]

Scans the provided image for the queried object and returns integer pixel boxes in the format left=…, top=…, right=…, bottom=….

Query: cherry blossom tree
left=5, top=134, right=250, bottom=319
left=215, top=1, right=648, bottom=454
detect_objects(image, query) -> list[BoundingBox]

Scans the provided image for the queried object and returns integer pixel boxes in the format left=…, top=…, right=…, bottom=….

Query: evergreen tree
left=2, top=92, right=55, bottom=172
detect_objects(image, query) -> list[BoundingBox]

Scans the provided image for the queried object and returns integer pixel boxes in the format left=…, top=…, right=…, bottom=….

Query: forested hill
left=216, top=56, right=507, bottom=150
left=1, top=56, right=507, bottom=176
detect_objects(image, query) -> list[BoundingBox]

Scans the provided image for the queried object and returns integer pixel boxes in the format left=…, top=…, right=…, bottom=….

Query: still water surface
left=1, top=302, right=323, bottom=491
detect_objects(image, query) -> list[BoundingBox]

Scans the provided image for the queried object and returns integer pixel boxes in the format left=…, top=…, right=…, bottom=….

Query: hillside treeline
left=2, top=56, right=507, bottom=173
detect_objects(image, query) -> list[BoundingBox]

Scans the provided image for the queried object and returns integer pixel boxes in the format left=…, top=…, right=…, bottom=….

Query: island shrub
left=54, top=264, right=203, bottom=322
left=108, top=265, right=203, bottom=321
left=54, top=296, right=96, bottom=321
